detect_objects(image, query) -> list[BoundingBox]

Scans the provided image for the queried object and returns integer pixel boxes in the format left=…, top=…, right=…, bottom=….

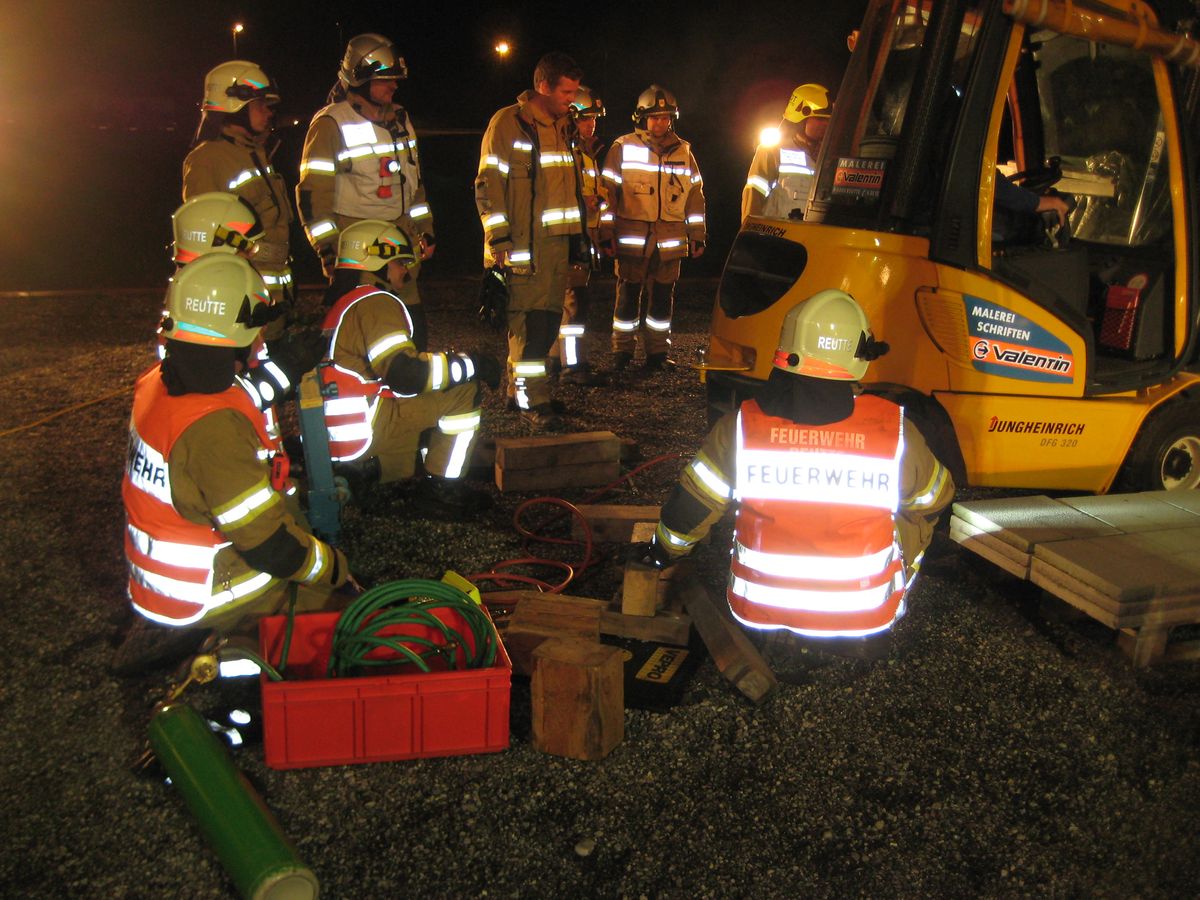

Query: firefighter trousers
left=370, top=381, right=482, bottom=483
left=550, top=263, right=592, bottom=372
left=612, top=248, right=681, bottom=357
left=506, top=234, right=571, bottom=409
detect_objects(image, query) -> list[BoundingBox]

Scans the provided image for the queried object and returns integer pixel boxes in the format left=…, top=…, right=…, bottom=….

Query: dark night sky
left=0, top=0, right=866, bottom=289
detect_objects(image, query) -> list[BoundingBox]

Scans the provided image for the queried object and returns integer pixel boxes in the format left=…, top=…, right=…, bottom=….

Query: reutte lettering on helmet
left=184, top=296, right=227, bottom=316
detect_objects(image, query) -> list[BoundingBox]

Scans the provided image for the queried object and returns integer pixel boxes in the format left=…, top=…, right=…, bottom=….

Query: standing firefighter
left=319, top=220, right=500, bottom=515
left=182, top=62, right=295, bottom=351
left=297, top=33, right=436, bottom=350
left=115, top=255, right=351, bottom=674
left=476, top=51, right=587, bottom=431
left=552, top=85, right=608, bottom=386
left=647, top=290, right=954, bottom=641
left=741, top=83, right=831, bottom=222
left=600, top=84, right=706, bottom=372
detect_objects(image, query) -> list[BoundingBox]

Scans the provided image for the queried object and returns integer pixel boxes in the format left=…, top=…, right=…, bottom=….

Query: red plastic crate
left=257, top=607, right=511, bottom=769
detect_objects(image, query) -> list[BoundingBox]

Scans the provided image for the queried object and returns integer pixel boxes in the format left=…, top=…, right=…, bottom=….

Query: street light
left=232, top=23, right=244, bottom=56
left=494, top=39, right=511, bottom=58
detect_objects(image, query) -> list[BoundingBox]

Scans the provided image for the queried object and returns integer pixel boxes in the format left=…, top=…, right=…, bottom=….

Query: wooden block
left=505, top=594, right=604, bottom=676
left=951, top=496, right=1120, bottom=553
left=495, top=431, right=620, bottom=471
left=570, top=505, right=661, bottom=543
left=1118, top=625, right=1170, bottom=668
left=495, top=460, right=621, bottom=493
left=599, top=605, right=692, bottom=646
left=531, top=638, right=624, bottom=760
left=621, top=558, right=663, bottom=616
left=677, top=573, right=777, bottom=705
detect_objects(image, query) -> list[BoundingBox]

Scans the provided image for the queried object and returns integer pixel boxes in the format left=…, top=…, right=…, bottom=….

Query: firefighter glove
left=469, top=352, right=503, bottom=389
left=477, top=265, right=509, bottom=332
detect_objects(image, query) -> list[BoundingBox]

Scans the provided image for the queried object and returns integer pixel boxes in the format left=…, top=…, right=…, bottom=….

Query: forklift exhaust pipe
left=148, top=702, right=319, bottom=900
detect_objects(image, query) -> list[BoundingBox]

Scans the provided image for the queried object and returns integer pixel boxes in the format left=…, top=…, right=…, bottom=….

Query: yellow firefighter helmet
left=782, top=83, right=830, bottom=124
left=171, top=193, right=263, bottom=264
left=336, top=220, right=418, bottom=271
left=202, top=61, right=280, bottom=113
left=774, top=289, right=882, bottom=381
left=163, top=254, right=270, bottom=348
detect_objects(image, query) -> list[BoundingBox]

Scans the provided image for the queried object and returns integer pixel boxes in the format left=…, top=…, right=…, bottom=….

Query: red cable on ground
left=469, top=451, right=687, bottom=610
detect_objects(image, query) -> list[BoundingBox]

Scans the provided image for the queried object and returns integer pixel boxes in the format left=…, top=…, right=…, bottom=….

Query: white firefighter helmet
left=172, top=193, right=263, bottom=264
left=774, top=289, right=878, bottom=381
left=163, top=254, right=270, bottom=348
left=572, top=86, right=605, bottom=119
left=782, top=83, right=830, bottom=124
left=202, top=61, right=280, bottom=113
left=633, top=84, right=679, bottom=126
left=339, top=33, right=408, bottom=87
left=337, top=220, right=418, bottom=271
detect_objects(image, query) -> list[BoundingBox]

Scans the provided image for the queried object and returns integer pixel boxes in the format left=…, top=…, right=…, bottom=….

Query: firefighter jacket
left=741, top=141, right=816, bottom=221
left=123, top=364, right=341, bottom=627
left=655, top=394, right=953, bottom=637
left=183, top=126, right=294, bottom=295
left=600, top=129, right=706, bottom=261
left=319, top=285, right=482, bottom=463
left=574, top=133, right=607, bottom=234
left=475, top=90, right=585, bottom=270
left=297, top=97, right=433, bottom=255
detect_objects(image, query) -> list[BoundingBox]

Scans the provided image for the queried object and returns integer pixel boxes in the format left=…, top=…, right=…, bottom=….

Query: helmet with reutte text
left=162, top=254, right=270, bottom=348
left=336, top=219, right=418, bottom=271
left=172, top=193, right=263, bottom=264
left=773, top=289, right=888, bottom=381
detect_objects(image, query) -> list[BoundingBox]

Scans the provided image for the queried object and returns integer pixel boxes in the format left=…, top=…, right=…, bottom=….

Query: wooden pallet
left=951, top=492, right=1200, bottom=667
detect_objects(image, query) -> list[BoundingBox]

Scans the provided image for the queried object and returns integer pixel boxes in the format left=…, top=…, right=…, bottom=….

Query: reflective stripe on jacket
left=727, top=395, right=906, bottom=638
left=122, top=365, right=282, bottom=625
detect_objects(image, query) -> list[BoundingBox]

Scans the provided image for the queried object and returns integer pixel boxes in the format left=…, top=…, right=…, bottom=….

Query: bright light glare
left=494, top=40, right=511, bottom=57
left=233, top=23, right=244, bottom=34
left=758, top=126, right=782, bottom=148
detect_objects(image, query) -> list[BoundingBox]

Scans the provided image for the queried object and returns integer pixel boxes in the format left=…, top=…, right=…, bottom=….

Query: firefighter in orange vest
left=318, top=220, right=500, bottom=513
left=115, top=255, right=351, bottom=674
left=646, top=290, right=954, bottom=640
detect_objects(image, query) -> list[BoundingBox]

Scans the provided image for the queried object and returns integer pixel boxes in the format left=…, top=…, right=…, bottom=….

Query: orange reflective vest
left=122, top=365, right=281, bottom=625
left=727, top=396, right=906, bottom=638
left=318, top=286, right=410, bottom=462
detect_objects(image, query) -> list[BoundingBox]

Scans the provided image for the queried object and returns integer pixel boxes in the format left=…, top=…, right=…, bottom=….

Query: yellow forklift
left=704, top=0, right=1200, bottom=492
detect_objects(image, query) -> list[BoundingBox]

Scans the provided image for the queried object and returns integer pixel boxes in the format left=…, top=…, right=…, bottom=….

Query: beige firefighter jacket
left=475, top=90, right=584, bottom=270
left=741, top=141, right=817, bottom=221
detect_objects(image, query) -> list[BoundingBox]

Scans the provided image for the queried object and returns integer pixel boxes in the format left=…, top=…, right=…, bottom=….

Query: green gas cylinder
left=148, top=702, right=319, bottom=900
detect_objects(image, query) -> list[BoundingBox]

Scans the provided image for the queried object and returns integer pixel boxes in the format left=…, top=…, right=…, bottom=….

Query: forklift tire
left=1117, top=398, right=1200, bottom=492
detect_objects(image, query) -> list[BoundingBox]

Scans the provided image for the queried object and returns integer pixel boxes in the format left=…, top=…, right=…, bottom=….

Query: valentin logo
left=963, top=296, right=1075, bottom=383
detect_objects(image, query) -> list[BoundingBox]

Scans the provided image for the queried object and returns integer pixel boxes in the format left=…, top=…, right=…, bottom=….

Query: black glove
left=477, top=265, right=509, bottom=332
left=631, top=538, right=675, bottom=570
left=469, top=352, right=503, bottom=389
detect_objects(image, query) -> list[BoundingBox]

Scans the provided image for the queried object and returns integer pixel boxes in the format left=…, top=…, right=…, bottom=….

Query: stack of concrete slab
left=951, top=491, right=1200, bottom=667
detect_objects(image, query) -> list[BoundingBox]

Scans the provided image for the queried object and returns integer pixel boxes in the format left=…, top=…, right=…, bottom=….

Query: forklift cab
left=707, top=0, right=1200, bottom=492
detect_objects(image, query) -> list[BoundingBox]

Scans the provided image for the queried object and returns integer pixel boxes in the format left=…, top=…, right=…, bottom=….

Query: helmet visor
left=225, top=80, right=281, bottom=106
left=367, top=240, right=416, bottom=266
left=358, top=49, right=407, bottom=81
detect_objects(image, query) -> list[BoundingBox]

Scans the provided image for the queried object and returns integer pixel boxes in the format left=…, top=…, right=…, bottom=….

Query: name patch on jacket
left=127, top=427, right=172, bottom=504
left=736, top=449, right=899, bottom=509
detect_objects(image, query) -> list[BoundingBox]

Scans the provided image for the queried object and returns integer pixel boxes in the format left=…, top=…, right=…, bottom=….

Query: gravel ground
left=1, top=279, right=1198, bottom=898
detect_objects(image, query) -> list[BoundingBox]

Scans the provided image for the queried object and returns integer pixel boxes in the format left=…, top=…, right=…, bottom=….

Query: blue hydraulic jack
left=297, top=368, right=343, bottom=545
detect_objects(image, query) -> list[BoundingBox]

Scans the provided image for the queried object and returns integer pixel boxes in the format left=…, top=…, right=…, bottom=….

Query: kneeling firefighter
left=116, top=255, right=352, bottom=674
left=319, top=220, right=501, bottom=513
left=647, top=290, right=954, bottom=639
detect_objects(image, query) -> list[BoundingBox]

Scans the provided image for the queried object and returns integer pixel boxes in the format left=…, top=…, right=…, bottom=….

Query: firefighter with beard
left=182, top=61, right=296, bottom=369
left=318, top=220, right=501, bottom=514
left=644, top=290, right=954, bottom=645
left=475, top=51, right=587, bottom=431
left=741, top=83, right=831, bottom=222
left=600, top=85, right=706, bottom=372
left=298, top=33, right=436, bottom=350
left=114, top=255, right=352, bottom=674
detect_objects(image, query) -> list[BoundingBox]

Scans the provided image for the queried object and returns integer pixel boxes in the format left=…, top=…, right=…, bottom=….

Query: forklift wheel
left=1117, top=398, right=1200, bottom=492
